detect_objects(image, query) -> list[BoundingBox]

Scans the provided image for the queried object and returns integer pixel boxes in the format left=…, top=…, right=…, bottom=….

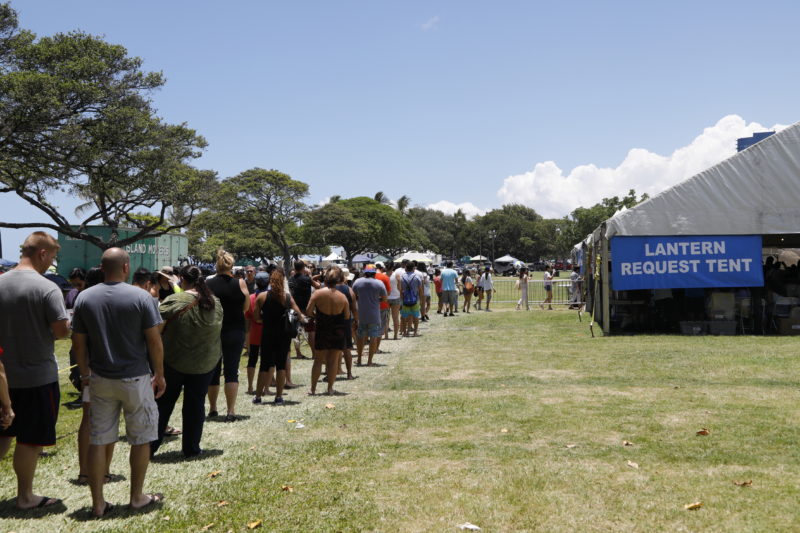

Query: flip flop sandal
left=34, top=496, right=62, bottom=508
left=93, top=501, right=114, bottom=518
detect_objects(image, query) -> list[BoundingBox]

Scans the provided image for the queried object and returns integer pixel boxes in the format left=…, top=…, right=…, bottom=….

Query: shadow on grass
left=0, top=497, right=68, bottom=518
left=67, top=498, right=163, bottom=522
left=266, top=400, right=301, bottom=406
left=151, top=448, right=224, bottom=464
left=67, top=473, right=126, bottom=486
left=206, top=415, right=252, bottom=423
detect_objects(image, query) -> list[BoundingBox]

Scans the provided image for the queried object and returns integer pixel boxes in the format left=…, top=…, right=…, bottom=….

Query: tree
left=186, top=209, right=278, bottom=264
left=563, top=189, right=649, bottom=248
left=0, top=4, right=211, bottom=249
left=473, top=204, right=542, bottom=261
left=219, top=168, right=309, bottom=272
left=303, top=196, right=410, bottom=267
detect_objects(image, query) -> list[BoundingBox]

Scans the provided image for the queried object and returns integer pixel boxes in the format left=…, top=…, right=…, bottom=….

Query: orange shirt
left=375, top=272, right=391, bottom=310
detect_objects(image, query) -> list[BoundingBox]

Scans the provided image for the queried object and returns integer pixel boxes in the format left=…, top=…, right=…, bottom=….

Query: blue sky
left=2, top=0, right=798, bottom=257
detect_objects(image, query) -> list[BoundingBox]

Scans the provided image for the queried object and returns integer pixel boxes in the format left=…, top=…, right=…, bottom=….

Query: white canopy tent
left=494, top=254, right=519, bottom=263
left=397, top=251, right=434, bottom=263
left=589, top=121, right=800, bottom=334
left=470, top=255, right=488, bottom=261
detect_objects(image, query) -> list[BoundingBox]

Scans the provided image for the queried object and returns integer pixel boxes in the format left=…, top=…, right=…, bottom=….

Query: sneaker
left=274, top=396, right=285, bottom=405
left=448, top=313, right=455, bottom=317
left=252, top=397, right=262, bottom=405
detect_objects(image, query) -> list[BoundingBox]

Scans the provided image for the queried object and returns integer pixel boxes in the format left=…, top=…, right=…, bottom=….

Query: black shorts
left=0, top=381, right=60, bottom=446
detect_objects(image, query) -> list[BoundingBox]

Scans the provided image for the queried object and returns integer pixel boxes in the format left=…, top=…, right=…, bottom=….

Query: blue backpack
left=402, top=274, right=419, bottom=306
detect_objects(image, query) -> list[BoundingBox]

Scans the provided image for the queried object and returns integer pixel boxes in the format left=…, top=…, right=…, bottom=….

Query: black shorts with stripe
left=0, top=381, right=60, bottom=446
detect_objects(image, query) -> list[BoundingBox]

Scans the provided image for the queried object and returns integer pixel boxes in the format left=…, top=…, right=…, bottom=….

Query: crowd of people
left=0, top=231, right=580, bottom=516
left=0, top=232, right=510, bottom=516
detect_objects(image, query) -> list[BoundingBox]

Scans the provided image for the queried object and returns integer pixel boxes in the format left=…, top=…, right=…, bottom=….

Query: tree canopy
left=0, top=3, right=212, bottom=249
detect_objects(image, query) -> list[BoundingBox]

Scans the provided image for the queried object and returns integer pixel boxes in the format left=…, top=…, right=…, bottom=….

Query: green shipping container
left=57, top=226, right=188, bottom=279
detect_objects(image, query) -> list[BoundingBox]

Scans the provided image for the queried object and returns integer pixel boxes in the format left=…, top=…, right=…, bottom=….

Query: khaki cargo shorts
left=89, top=374, right=158, bottom=446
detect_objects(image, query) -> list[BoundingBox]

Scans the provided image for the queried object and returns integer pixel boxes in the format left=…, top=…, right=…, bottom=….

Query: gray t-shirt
left=72, top=282, right=162, bottom=379
left=352, top=277, right=387, bottom=325
left=0, top=269, right=68, bottom=388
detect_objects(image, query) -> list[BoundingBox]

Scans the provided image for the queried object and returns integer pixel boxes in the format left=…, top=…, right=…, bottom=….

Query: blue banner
left=611, top=235, right=763, bottom=290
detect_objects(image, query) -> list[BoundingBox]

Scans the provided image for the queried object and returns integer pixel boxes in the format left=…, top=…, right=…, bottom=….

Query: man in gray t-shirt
left=72, top=247, right=165, bottom=517
left=352, top=264, right=387, bottom=366
left=0, top=231, right=70, bottom=510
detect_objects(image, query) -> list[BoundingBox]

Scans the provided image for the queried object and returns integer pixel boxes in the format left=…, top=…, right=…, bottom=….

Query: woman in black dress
left=253, top=269, right=305, bottom=405
left=306, top=267, right=350, bottom=396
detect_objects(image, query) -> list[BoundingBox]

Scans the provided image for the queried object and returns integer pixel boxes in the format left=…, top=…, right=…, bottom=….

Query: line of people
left=0, top=233, right=459, bottom=517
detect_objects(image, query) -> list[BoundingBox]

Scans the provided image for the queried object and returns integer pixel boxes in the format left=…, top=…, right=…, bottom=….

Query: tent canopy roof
left=604, top=122, right=800, bottom=238
left=494, top=254, right=519, bottom=263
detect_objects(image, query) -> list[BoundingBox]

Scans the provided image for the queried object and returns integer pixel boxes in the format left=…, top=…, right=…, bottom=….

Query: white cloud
left=420, top=16, right=440, bottom=31
left=496, top=115, right=789, bottom=218
left=426, top=200, right=485, bottom=218
left=316, top=196, right=331, bottom=207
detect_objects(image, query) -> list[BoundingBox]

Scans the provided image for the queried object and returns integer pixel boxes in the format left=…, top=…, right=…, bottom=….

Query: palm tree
left=373, top=191, right=390, bottom=205
left=396, top=195, right=411, bottom=215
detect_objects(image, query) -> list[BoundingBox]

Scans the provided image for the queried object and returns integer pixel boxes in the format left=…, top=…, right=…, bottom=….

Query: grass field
left=2, top=306, right=799, bottom=532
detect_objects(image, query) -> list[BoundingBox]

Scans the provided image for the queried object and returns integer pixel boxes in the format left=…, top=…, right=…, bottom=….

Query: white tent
left=470, top=255, right=488, bottom=261
left=397, top=251, right=433, bottom=263
left=605, top=122, right=800, bottom=238
left=323, top=252, right=340, bottom=261
left=494, top=254, right=519, bottom=263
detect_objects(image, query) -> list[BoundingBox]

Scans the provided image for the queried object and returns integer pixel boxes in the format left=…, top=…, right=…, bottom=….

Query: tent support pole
left=601, top=230, right=610, bottom=335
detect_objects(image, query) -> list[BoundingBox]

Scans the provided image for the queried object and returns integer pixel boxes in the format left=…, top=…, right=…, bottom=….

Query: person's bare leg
left=310, top=355, right=323, bottom=395
left=413, top=317, right=420, bottom=336
left=368, top=337, right=379, bottom=365
left=356, top=336, right=366, bottom=366
left=285, top=356, right=295, bottom=386
left=104, top=443, right=115, bottom=477
left=129, top=443, right=158, bottom=508
left=246, top=366, right=255, bottom=394
left=275, top=369, right=286, bottom=399
left=293, top=339, right=303, bottom=358
left=255, top=369, right=272, bottom=399
left=88, top=443, right=107, bottom=515
left=325, top=350, right=339, bottom=393
left=0, top=436, right=12, bottom=460
left=78, top=405, right=90, bottom=479
left=344, top=349, right=353, bottom=379
left=13, top=443, right=47, bottom=509
left=337, top=352, right=345, bottom=375
left=391, top=306, right=400, bottom=339
left=308, top=331, right=316, bottom=362
left=224, top=382, right=238, bottom=416
left=207, top=385, right=219, bottom=414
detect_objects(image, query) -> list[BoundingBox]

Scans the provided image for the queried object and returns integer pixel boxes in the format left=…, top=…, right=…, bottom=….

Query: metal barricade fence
left=430, top=279, right=583, bottom=306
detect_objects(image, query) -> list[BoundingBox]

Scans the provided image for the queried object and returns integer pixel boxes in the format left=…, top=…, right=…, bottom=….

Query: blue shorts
left=400, top=303, right=421, bottom=318
left=357, top=322, right=383, bottom=339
